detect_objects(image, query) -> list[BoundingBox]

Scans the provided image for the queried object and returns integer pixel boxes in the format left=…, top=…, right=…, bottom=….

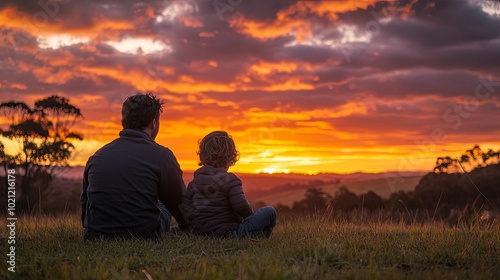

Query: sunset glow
left=1, top=0, right=499, bottom=174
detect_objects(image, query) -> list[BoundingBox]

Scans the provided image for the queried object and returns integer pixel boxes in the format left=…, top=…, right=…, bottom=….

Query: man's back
left=81, top=129, right=186, bottom=239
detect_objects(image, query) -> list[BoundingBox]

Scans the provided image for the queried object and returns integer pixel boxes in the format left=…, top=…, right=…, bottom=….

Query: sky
left=0, top=0, right=499, bottom=174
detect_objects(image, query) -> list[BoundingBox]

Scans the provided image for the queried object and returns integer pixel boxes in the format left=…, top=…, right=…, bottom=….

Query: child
left=183, top=131, right=277, bottom=238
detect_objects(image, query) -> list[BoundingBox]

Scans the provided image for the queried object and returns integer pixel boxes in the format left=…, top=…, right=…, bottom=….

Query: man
left=81, top=93, right=187, bottom=239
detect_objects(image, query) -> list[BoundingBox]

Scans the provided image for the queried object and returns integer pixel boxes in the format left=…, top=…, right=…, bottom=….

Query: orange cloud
left=208, top=60, right=218, bottom=68
left=180, top=16, right=203, bottom=27
left=188, top=60, right=219, bottom=72
left=229, top=1, right=380, bottom=41
left=293, top=1, right=380, bottom=20
left=0, top=7, right=134, bottom=40
left=234, top=61, right=317, bottom=91
left=81, top=63, right=316, bottom=95
left=32, top=66, right=84, bottom=85
left=79, top=66, right=237, bottom=94
left=199, top=32, right=215, bottom=37
left=0, top=81, right=27, bottom=90
left=241, top=102, right=373, bottom=127
left=263, top=80, right=314, bottom=91
left=249, top=61, right=301, bottom=75
left=229, top=14, right=311, bottom=42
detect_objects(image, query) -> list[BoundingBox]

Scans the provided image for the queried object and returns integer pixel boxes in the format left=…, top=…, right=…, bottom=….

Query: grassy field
left=1, top=215, right=499, bottom=279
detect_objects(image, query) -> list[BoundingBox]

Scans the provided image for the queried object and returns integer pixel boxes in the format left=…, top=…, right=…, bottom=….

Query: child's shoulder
left=190, top=167, right=240, bottom=184
left=207, top=170, right=242, bottom=189
left=216, top=171, right=241, bottom=186
left=226, top=171, right=239, bottom=179
left=223, top=172, right=242, bottom=188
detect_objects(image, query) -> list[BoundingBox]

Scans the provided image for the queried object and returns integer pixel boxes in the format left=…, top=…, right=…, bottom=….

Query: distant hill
left=246, top=175, right=423, bottom=207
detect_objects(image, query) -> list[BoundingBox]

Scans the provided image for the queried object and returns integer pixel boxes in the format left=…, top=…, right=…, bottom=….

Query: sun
left=263, top=168, right=276, bottom=174
left=259, top=168, right=291, bottom=174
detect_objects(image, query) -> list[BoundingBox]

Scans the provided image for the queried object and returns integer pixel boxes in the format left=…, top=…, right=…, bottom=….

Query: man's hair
left=198, top=131, right=239, bottom=169
left=121, top=93, right=164, bottom=129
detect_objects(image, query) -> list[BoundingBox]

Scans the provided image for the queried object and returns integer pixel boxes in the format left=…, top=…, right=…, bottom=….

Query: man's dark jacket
left=81, top=129, right=187, bottom=239
left=183, top=166, right=253, bottom=236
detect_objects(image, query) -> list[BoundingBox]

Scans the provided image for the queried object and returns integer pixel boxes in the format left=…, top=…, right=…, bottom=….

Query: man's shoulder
left=152, top=142, right=175, bottom=157
left=91, top=137, right=175, bottom=161
left=91, top=138, right=119, bottom=155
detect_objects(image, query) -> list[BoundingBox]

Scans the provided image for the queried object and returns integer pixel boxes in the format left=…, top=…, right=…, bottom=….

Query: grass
left=1, top=215, right=499, bottom=279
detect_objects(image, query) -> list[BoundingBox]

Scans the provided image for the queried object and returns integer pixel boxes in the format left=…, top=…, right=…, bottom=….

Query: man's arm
left=80, top=163, right=90, bottom=228
left=159, top=151, right=188, bottom=230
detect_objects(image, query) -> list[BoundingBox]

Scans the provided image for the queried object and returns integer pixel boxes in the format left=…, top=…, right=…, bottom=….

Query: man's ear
left=148, top=118, right=160, bottom=140
left=151, top=117, right=159, bottom=129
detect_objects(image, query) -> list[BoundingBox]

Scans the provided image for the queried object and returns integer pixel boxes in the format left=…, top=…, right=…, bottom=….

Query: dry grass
left=1, top=214, right=499, bottom=279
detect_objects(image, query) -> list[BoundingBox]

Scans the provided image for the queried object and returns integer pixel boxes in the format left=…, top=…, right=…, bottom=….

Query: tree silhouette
left=433, top=156, right=459, bottom=173
left=292, top=187, right=332, bottom=213
left=275, top=203, right=292, bottom=216
left=332, top=186, right=359, bottom=211
left=0, top=141, right=6, bottom=175
left=387, top=190, right=415, bottom=212
left=414, top=145, right=500, bottom=221
left=434, top=145, right=500, bottom=173
left=362, top=190, right=384, bottom=212
left=0, top=95, right=83, bottom=213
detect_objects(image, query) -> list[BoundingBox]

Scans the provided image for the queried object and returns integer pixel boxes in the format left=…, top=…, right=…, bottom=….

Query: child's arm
left=227, top=178, right=253, bottom=219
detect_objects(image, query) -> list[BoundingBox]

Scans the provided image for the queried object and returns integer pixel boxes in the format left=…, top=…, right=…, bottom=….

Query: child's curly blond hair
left=197, top=131, right=239, bottom=169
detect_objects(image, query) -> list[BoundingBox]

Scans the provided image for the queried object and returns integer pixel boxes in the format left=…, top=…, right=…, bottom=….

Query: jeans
left=229, top=206, right=277, bottom=238
left=157, top=201, right=172, bottom=234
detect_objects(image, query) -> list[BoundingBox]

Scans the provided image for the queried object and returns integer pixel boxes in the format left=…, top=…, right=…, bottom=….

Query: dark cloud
left=337, top=0, right=414, bottom=26
left=383, top=8, right=499, bottom=48
left=233, top=0, right=293, bottom=21
left=277, top=45, right=340, bottom=64
left=348, top=70, right=490, bottom=99
left=320, top=100, right=500, bottom=142
left=0, top=0, right=164, bottom=28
